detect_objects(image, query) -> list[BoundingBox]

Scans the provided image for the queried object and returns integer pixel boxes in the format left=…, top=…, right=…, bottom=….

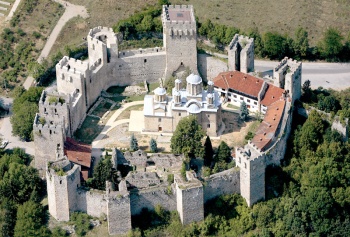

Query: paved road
left=0, top=104, right=35, bottom=155
left=255, top=60, right=350, bottom=91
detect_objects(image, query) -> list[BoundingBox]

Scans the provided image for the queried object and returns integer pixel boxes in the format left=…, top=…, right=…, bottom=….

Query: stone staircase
left=0, top=0, right=10, bottom=17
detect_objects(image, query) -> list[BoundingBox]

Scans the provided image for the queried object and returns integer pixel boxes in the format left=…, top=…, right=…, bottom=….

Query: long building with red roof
left=213, top=70, right=286, bottom=113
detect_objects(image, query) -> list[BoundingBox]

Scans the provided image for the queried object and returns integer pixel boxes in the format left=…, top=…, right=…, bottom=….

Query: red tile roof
left=251, top=100, right=286, bottom=151
left=213, top=71, right=264, bottom=98
left=64, top=137, right=92, bottom=168
left=261, top=85, right=285, bottom=106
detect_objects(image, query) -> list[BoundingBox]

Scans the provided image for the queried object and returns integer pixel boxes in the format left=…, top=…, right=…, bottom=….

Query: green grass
left=227, top=104, right=240, bottom=110
left=91, top=101, right=113, bottom=117
left=74, top=116, right=103, bottom=144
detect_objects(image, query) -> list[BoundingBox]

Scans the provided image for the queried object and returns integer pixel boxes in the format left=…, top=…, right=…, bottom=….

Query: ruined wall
left=76, top=189, right=107, bottom=218
left=107, top=192, right=132, bottom=235
left=203, top=168, right=240, bottom=202
left=198, top=54, right=228, bottom=81
left=130, top=186, right=177, bottom=215
left=228, top=34, right=254, bottom=73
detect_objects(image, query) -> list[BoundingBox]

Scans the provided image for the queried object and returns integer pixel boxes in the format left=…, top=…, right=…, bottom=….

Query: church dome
left=208, top=80, right=214, bottom=86
left=186, top=74, right=202, bottom=85
left=187, top=103, right=201, bottom=114
left=175, top=79, right=182, bottom=84
left=154, top=87, right=166, bottom=96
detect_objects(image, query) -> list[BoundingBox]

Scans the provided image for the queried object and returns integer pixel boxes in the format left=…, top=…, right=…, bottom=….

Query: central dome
left=186, top=74, right=202, bottom=85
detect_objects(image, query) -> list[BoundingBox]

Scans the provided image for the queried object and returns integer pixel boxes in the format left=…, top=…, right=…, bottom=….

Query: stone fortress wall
left=35, top=4, right=306, bottom=235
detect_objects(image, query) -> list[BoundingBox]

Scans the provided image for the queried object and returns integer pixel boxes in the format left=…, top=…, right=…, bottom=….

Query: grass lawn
left=117, top=104, right=144, bottom=120
left=74, top=116, right=103, bottom=144
left=227, top=104, right=240, bottom=110
left=91, top=101, right=113, bottom=117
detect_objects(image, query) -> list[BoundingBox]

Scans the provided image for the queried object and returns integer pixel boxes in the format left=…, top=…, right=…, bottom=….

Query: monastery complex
left=33, top=5, right=302, bottom=235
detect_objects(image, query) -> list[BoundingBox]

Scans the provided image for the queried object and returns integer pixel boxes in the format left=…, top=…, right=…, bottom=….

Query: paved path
left=23, top=0, right=89, bottom=89
left=5, top=0, right=20, bottom=21
left=91, top=101, right=144, bottom=159
left=38, top=0, right=89, bottom=62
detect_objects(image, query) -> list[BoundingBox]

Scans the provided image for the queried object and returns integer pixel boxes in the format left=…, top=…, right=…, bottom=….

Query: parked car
left=0, top=140, right=8, bottom=149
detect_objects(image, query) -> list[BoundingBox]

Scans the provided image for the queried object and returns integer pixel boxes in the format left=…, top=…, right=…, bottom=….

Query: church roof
left=186, top=74, right=202, bottom=85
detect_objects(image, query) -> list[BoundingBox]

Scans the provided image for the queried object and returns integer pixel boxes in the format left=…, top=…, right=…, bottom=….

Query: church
left=143, top=74, right=222, bottom=137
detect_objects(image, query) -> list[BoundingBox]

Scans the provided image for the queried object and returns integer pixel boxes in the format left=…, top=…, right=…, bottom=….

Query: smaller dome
left=186, top=74, right=202, bottom=85
left=187, top=103, right=201, bottom=114
left=208, top=80, right=214, bottom=86
left=154, top=87, right=166, bottom=95
left=175, top=79, right=182, bottom=84
left=207, top=93, right=213, bottom=98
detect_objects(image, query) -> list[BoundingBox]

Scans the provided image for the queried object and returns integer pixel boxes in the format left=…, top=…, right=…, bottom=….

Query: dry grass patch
left=116, top=105, right=143, bottom=120
left=49, top=0, right=158, bottom=56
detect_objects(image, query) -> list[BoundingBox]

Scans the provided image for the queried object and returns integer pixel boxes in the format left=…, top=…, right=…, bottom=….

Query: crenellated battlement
left=57, top=56, right=89, bottom=74
left=33, top=114, right=63, bottom=130
left=163, top=5, right=195, bottom=23
left=119, top=47, right=165, bottom=58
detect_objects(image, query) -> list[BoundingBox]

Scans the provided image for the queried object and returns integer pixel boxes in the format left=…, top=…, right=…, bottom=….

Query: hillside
left=50, top=0, right=350, bottom=56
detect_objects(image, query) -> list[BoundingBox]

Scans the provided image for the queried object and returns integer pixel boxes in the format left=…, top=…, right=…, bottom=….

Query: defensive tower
left=162, top=5, right=198, bottom=77
left=228, top=34, right=254, bottom=73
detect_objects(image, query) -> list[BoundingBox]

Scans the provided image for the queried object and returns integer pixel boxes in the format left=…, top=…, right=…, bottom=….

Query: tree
left=203, top=136, right=213, bottom=167
left=0, top=198, right=17, bottom=237
left=170, top=116, right=205, bottom=158
left=318, top=28, right=343, bottom=61
left=130, top=134, right=139, bottom=151
left=0, top=163, right=43, bottom=204
left=149, top=138, right=158, bottom=153
left=11, top=87, right=44, bottom=141
left=293, top=27, right=309, bottom=58
left=216, top=141, right=231, bottom=163
left=14, top=201, right=50, bottom=237
left=91, top=157, right=113, bottom=190
left=239, top=101, right=249, bottom=121
left=262, top=32, right=288, bottom=59
left=11, top=102, right=38, bottom=141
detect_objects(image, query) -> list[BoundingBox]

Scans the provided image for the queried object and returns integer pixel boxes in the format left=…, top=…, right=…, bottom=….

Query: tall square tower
left=162, top=5, right=198, bottom=78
